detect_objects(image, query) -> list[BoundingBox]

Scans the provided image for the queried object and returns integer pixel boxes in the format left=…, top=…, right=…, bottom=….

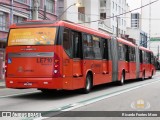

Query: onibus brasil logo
left=131, top=99, right=151, bottom=110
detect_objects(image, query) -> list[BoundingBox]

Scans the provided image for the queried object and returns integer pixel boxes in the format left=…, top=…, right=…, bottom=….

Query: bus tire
left=149, top=71, right=153, bottom=79
left=82, top=74, right=92, bottom=94
left=141, top=71, right=145, bottom=81
left=118, top=72, right=125, bottom=85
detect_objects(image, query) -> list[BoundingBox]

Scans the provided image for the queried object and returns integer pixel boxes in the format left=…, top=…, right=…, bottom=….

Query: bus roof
left=139, top=46, right=153, bottom=53
left=117, top=37, right=137, bottom=47
left=10, top=20, right=111, bottom=39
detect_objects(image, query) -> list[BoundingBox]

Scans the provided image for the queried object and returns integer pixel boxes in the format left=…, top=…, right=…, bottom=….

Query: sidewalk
left=0, top=79, right=4, bottom=83
left=0, top=79, right=5, bottom=88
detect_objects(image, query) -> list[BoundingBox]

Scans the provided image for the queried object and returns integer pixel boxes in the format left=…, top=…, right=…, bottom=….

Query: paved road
left=0, top=72, right=160, bottom=120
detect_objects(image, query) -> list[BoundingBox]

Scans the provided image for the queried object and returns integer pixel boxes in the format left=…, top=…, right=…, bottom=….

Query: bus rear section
left=6, top=26, right=65, bottom=89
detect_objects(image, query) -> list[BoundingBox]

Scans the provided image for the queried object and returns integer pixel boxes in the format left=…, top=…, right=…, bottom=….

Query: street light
left=57, top=2, right=81, bottom=20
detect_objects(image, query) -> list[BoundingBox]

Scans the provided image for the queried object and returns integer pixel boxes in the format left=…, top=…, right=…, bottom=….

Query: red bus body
left=5, top=20, right=156, bottom=91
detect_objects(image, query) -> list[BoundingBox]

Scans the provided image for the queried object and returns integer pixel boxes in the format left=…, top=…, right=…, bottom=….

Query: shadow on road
left=10, top=78, right=151, bottom=100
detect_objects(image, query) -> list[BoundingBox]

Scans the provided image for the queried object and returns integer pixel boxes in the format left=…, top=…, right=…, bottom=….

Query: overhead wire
left=77, top=0, right=160, bottom=24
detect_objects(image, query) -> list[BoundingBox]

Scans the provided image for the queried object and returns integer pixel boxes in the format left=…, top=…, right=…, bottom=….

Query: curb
left=0, top=80, right=5, bottom=83
left=0, top=80, right=5, bottom=88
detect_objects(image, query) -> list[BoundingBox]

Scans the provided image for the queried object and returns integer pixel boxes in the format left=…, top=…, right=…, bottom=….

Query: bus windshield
left=8, top=27, right=57, bottom=46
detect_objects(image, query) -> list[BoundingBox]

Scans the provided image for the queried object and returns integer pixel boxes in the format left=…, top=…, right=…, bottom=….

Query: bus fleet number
left=37, top=58, right=53, bottom=64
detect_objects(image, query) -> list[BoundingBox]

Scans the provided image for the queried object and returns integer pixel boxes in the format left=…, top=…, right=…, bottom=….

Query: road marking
left=0, top=91, right=39, bottom=98
left=32, top=78, right=160, bottom=120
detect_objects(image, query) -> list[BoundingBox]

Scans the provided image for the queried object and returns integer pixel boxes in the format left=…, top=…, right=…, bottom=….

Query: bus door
left=72, top=31, right=83, bottom=77
left=82, top=34, right=94, bottom=75
left=125, top=45, right=130, bottom=73
left=101, top=38, right=109, bottom=74
left=139, top=50, right=143, bottom=73
left=129, top=47, right=136, bottom=79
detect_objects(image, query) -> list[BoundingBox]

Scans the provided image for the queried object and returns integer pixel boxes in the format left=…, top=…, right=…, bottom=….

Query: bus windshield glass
left=8, top=27, right=57, bottom=46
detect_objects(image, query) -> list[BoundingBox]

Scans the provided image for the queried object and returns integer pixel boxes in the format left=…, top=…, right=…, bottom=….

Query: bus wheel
left=149, top=71, right=153, bottom=79
left=141, top=72, right=145, bottom=81
left=118, top=72, right=125, bottom=85
left=82, top=74, right=92, bottom=94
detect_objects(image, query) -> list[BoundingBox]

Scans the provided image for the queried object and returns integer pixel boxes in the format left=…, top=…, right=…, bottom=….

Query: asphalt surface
left=0, top=72, right=160, bottom=120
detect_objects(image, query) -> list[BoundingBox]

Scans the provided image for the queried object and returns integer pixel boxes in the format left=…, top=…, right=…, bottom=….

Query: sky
left=127, top=0, right=160, bottom=54
left=126, top=0, right=141, bottom=12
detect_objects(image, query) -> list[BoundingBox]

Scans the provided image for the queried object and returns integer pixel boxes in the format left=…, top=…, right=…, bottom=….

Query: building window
left=0, top=12, right=7, bottom=31
left=119, top=6, right=121, bottom=14
left=78, top=7, right=85, bottom=21
left=100, top=13, right=106, bottom=19
left=116, top=4, right=117, bottom=11
left=122, top=19, right=123, bottom=25
left=31, top=0, right=43, bottom=9
left=13, top=15, right=25, bottom=23
left=112, top=25, right=114, bottom=32
left=15, top=0, right=26, bottom=3
left=124, top=20, right=126, bottom=26
left=112, top=13, right=114, bottom=20
left=100, top=0, right=106, bottom=7
left=112, top=1, right=114, bottom=9
left=119, top=17, right=121, bottom=26
left=46, top=0, right=54, bottom=13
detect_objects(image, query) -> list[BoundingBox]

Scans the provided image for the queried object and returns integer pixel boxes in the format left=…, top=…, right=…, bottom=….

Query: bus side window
left=125, top=45, right=129, bottom=62
left=140, top=50, right=143, bottom=63
left=129, top=47, right=136, bottom=62
left=143, top=51, right=146, bottom=63
left=63, top=28, right=72, bottom=57
left=151, top=53, right=154, bottom=64
left=118, top=43, right=124, bottom=60
left=93, top=36, right=102, bottom=59
left=83, top=34, right=94, bottom=59
left=72, top=31, right=82, bottom=58
left=101, top=38, right=108, bottom=60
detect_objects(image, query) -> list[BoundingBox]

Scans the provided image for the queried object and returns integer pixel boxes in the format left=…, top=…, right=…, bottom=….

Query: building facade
left=126, top=28, right=148, bottom=47
left=141, top=0, right=160, bottom=54
left=110, top=0, right=128, bottom=36
left=126, top=13, right=148, bottom=47
left=57, top=0, right=129, bottom=35
left=150, top=37, right=160, bottom=56
left=0, top=0, right=57, bottom=48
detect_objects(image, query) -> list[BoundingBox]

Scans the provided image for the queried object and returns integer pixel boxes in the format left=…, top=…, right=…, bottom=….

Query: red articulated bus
left=5, top=20, right=156, bottom=93
left=139, top=46, right=155, bottom=80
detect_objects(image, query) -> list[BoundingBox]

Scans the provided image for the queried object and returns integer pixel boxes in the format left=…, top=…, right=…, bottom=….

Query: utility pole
left=10, top=0, right=13, bottom=24
left=141, top=0, right=143, bottom=29
left=158, top=45, right=159, bottom=60
left=32, top=0, right=39, bottom=20
left=149, top=0, right=151, bottom=49
left=116, top=17, right=119, bottom=37
left=44, top=5, right=47, bottom=20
